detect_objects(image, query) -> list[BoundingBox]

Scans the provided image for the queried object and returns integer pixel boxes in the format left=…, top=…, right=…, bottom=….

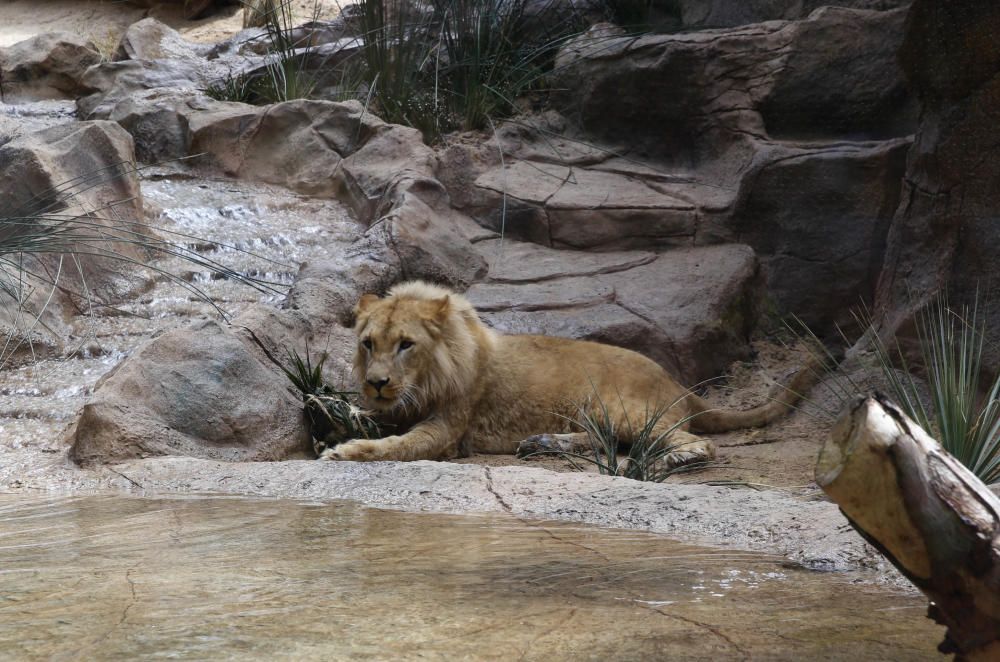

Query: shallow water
left=0, top=175, right=358, bottom=484
left=0, top=494, right=942, bottom=661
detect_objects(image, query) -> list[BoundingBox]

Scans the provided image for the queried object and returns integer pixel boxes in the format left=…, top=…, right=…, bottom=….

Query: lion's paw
left=319, top=439, right=381, bottom=462
left=664, top=439, right=715, bottom=469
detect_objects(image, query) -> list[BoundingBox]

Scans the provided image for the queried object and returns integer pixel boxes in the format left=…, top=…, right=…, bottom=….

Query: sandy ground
left=0, top=0, right=346, bottom=48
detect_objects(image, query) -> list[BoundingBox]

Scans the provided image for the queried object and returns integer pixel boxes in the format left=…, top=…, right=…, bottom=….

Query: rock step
left=468, top=240, right=759, bottom=385
left=469, top=161, right=735, bottom=251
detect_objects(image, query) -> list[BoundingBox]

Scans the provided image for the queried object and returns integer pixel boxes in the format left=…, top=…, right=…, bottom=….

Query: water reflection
left=0, top=495, right=942, bottom=660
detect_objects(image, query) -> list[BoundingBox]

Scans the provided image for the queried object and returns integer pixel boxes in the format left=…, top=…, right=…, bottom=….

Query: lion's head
left=352, top=281, right=488, bottom=415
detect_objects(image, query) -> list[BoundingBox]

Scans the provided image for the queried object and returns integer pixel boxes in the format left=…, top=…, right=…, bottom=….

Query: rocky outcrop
left=734, top=139, right=910, bottom=329
left=674, top=0, right=910, bottom=30
left=874, top=0, right=1000, bottom=369
left=77, top=18, right=259, bottom=119
left=555, top=9, right=913, bottom=160
left=0, top=33, right=101, bottom=102
left=514, top=7, right=915, bottom=331
left=470, top=241, right=760, bottom=384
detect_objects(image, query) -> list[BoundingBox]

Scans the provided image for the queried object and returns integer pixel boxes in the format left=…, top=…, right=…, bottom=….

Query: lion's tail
left=685, top=354, right=825, bottom=434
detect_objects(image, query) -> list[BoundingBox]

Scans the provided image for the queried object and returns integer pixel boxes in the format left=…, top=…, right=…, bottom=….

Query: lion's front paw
left=319, top=439, right=381, bottom=462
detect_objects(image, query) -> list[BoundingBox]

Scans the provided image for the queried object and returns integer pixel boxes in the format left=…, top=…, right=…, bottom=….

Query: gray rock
left=78, top=18, right=260, bottom=119
left=553, top=8, right=913, bottom=161
left=874, top=0, right=1000, bottom=372
left=68, top=316, right=312, bottom=466
left=0, top=32, right=101, bottom=102
left=471, top=243, right=759, bottom=384
left=471, top=161, right=701, bottom=250
left=734, top=138, right=911, bottom=329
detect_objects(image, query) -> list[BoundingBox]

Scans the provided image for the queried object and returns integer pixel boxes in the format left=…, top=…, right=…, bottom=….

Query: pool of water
left=0, top=494, right=942, bottom=660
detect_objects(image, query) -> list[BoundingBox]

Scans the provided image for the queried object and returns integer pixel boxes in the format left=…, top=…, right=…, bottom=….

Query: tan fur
left=322, top=281, right=816, bottom=463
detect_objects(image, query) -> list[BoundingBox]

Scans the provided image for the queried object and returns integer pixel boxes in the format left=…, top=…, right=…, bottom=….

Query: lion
left=320, top=280, right=816, bottom=465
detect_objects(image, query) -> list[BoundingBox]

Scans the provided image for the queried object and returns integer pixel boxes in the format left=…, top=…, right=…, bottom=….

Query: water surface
left=0, top=495, right=942, bottom=660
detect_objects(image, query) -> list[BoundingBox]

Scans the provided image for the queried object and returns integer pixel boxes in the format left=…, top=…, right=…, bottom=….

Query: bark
left=816, top=395, right=1000, bottom=660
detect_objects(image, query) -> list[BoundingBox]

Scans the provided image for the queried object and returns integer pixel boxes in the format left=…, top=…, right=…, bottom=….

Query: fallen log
left=816, top=394, right=1000, bottom=661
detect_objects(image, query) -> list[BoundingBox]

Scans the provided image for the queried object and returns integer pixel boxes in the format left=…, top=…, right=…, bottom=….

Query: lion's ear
left=419, top=295, right=450, bottom=326
left=355, top=293, right=380, bottom=318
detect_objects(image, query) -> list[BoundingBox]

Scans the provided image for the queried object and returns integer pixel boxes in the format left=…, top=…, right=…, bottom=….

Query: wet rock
left=134, top=97, right=488, bottom=290
left=734, top=138, right=910, bottom=329
left=470, top=243, right=759, bottom=383
left=77, top=19, right=258, bottom=120
left=0, top=32, right=101, bottom=102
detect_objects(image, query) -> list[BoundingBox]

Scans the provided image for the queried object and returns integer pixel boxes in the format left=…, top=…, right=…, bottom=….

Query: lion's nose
left=368, top=377, right=390, bottom=391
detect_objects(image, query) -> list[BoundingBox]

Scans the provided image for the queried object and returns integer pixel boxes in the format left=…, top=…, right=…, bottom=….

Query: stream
left=0, top=494, right=941, bottom=661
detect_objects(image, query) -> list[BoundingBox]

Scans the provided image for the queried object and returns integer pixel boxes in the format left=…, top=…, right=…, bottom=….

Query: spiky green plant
left=525, top=392, right=709, bottom=482
left=279, top=347, right=383, bottom=454
left=869, top=295, right=1000, bottom=484
left=204, top=69, right=258, bottom=103
left=355, top=0, right=587, bottom=142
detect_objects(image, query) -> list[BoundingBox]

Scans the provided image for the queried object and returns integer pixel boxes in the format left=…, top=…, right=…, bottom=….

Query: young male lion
left=321, top=280, right=814, bottom=464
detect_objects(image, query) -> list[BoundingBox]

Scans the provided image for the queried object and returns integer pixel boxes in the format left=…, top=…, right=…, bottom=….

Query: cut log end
left=818, top=395, right=1000, bottom=660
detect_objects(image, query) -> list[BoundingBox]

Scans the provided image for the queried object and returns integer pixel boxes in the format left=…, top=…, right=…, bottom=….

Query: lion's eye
left=398, top=340, right=414, bottom=352
left=362, top=339, right=373, bottom=351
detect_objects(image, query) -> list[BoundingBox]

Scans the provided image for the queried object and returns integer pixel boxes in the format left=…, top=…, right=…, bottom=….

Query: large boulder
left=68, top=303, right=357, bottom=465
left=0, top=32, right=101, bottom=102
left=553, top=8, right=913, bottom=162
left=0, top=121, right=146, bottom=344
left=874, top=0, right=1000, bottom=370
left=734, top=138, right=910, bottom=329
left=469, top=241, right=760, bottom=384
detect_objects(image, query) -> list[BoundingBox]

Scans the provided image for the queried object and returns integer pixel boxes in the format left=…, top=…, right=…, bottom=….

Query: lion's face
left=352, top=292, right=450, bottom=413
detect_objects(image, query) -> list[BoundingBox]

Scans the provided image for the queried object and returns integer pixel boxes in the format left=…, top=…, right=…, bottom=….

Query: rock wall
left=874, top=0, right=1000, bottom=369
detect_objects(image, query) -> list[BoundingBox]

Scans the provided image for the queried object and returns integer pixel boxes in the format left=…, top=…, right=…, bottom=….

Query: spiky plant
left=868, top=295, right=1000, bottom=484
left=524, top=391, right=709, bottom=482
left=280, top=347, right=383, bottom=454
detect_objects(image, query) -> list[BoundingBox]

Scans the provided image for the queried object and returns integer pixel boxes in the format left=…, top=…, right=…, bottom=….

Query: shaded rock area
left=873, top=0, right=1000, bottom=372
